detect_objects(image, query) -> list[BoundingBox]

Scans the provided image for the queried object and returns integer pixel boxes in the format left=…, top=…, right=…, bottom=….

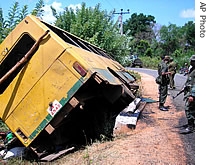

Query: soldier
left=168, top=57, right=177, bottom=89
left=157, top=55, right=171, bottom=111
left=179, top=55, right=195, bottom=134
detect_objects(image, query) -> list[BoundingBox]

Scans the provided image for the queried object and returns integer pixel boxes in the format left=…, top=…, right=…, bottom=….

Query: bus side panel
left=0, top=34, right=68, bottom=119
left=5, top=59, right=83, bottom=146
left=60, top=47, right=122, bottom=85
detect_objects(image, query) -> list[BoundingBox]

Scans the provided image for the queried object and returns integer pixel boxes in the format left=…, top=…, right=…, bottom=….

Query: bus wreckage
left=0, top=15, right=139, bottom=161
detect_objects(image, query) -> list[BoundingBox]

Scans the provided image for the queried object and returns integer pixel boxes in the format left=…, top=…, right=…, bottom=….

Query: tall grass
left=140, top=53, right=194, bottom=71
left=0, top=119, right=9, bottom=132
left=140, top=56, right=160, bottom=70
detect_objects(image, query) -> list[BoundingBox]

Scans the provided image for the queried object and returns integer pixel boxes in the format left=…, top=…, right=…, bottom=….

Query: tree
left=19, top=5, right=29, bottom=21
left=131, top=39, right=150, bottom=57
left=156, top=22, right=194, bottom=59
left=53, top=7, right=76, bottom=32
left=53, top=2, right=129, bottom=62
left=158, top=23, right=182, bottom=56
left=31, top=0, right=45, bottom=18
left=4, top=2, right=20, bottom=36
left=0, top=8, right=5, bottom=43
left=0, top=2, right=29, bottom=41
left=123, top=13, right=156, bottom=42
left=123, top=13, right=156, bottom=57
left=0, top=0, right=46, bottom=43
left=182, top=21, right=195, bottom=50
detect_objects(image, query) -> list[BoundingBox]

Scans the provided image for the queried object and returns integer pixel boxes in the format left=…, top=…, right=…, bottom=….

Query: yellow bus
left=0, top=15, right=138, bottom=158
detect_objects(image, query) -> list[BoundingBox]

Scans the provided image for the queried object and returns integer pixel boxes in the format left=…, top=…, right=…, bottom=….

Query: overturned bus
left=0, top=15, right=139, bottom=159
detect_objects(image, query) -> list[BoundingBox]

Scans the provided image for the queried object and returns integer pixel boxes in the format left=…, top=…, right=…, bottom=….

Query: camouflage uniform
left=184, top=67, right=195, bottom=128
left=158, top=56, right=170, bottom=111
left=168, top=58, right=177, bottom=89
left=180, top=55, right=195, bottom=134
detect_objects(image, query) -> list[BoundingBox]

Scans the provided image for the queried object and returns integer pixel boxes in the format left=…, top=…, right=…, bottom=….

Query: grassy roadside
left=0, top=71, right=143, bottom=164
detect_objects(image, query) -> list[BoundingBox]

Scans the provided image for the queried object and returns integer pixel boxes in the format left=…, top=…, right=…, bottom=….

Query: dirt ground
left=52, top=72, right=195, bottom=165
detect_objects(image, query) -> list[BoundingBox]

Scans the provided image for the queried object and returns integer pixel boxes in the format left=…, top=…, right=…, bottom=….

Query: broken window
left=0, top=33, right=35, bottom=94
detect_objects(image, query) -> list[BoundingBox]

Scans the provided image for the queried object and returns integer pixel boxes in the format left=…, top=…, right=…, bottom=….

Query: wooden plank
left=40, top=147, right=75, bottom=162
left=114, top=99, right=146, bottom=129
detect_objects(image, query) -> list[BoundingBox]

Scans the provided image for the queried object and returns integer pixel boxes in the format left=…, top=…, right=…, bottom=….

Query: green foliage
left=0, top=119, right=9, bottom=132
left=139, top=50, right=194, bottom=71
left=140, top=56, right=160, bottom=69
left=124, top=13, right=156, bottom=56
left=19, top=5, right=29, bottom=21
left=137, top=40, right=150, bottom=56
left=31, top=0, right=44, bottom=17
left=0, top=0, right=46, bottom=43
left=54, top=7, right=76, bottom=32
left=145, top=48, right=152, bottom=57
left=124, top=13, right=156, bottom=37
left=0, top=8, right=5, bottom=43
left=173, top=49, right=182, bottom=57
left=128, top=70, right=141, bottom=80
left=159, top=23, right=182, bottom=56
left=6, top=2, right=20, bottom=28
left=3, top=2, right=21, bottom=38
left=0, top=1, right=195, bottom=69
left=172, top=49, right=194, bottom=70
left=0, top=2, right=30, bottom=43
left=182, top=21, right=195, bottom=49
left=54, top=2, right=129, bottom=63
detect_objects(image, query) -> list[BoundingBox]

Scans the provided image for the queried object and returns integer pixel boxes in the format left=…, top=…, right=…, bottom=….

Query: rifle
left=172, top=88, right=185, bottom=99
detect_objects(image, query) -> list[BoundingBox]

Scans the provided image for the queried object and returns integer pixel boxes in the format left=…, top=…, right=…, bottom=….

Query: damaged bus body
left=0, top=15, right=138, bottom=159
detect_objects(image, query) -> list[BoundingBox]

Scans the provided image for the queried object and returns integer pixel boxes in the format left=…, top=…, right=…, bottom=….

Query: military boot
left=179, top=120, right=195, bottom=134
left=159, top=103, right=168, bottom=111
left=179, top=126, right=194, bottom=134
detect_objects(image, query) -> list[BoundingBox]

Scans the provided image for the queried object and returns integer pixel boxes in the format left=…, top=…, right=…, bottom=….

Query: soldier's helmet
left=164, top=56, right=170, bottom=61
left=190, top=55, right=195, bottom=61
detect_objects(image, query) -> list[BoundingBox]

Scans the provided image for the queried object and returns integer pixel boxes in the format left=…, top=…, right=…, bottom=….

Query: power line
left=104, top=0, right=115, bottom=9
left=113, top=9, right=130, bottom=35
left=121, top=0, right=129, bottom=10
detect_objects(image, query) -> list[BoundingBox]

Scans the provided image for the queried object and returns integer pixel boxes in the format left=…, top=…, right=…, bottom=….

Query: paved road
left=127, top=67, right=195, bottom=165
left=128, top=67, right=187, bottom=111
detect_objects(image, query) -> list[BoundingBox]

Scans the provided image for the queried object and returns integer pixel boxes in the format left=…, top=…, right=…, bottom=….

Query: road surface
left=128, top=67, right=187, bottom=111
left=127, top=67, right=195, bottom=164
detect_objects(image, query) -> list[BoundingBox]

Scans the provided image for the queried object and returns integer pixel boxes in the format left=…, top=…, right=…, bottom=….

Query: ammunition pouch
left=155, top=75, right=170, bottom=85
left=155, top=75, right=162, bottom=84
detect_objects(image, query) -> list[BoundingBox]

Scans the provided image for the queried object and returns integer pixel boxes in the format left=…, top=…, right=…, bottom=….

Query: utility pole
left=113, top=9, right=130, bottom=35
